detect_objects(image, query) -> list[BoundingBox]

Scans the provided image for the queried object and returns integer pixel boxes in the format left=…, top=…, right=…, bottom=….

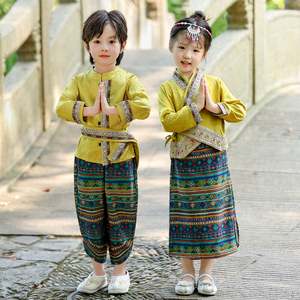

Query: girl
left=56, top=10, right=151, bottom=295
left=158, top=11, right=246, bottom=296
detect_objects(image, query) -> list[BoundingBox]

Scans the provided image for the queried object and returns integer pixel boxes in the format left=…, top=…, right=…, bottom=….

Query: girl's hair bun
left=193, top=11, right=206, bottom=21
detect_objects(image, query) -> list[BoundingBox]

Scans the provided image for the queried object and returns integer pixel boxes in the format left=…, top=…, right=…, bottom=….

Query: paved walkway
left=0, top=50, right=299, bottom=299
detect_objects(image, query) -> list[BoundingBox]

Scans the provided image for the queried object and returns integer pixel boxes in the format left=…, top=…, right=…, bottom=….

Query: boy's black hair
left=82, top=10, right=127, bottom=65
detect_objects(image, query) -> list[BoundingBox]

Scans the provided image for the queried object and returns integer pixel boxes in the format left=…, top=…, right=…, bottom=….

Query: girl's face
left=170, top=35, right=206, bottom=80
left=85, top=23, right=126, bottom=74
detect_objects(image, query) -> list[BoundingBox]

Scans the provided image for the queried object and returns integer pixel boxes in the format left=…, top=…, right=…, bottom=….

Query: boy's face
left=85, top=23, right=126, bottom=73
left=170, top=35, right=206, bottom=80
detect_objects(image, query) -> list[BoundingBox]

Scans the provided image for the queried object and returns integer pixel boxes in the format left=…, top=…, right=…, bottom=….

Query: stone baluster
left=0, top=32, right=3, bottom=179
left=285, top=0, right=300, bottom=9
left=40, top=0, right=53, bottom=130
left=227, top=0, right=253, bottom=30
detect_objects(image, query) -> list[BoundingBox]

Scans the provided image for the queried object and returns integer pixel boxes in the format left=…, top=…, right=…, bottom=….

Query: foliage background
left=168, top=0, right=285, bottom=39
left=0, top=0, right=17, bottom=75
left=0, top=0, right=287, bottom=74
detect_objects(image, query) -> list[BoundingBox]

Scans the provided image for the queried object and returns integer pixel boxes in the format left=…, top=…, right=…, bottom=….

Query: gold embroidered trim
left=100, top=80, right=112, bottom=163
left=102, top=141, right=109, bottom=165
left=81, top=127, right=135, bottom=140
left=72, top=101, right=82, bottom=124
left=81, top=127, right=136, bottom=165
left=189, top=102, right=202, bottom=124
left=120, top=100, right=133, bottom=123
left=184, top=70, right=202, bottom=106
left=214, top=103, right=228, bottom=117
left=101, top=80, right=111, bottom=129
left=172, top=72, right=187, bottom=90
left=169, top=125, right=228, bottom=158
left=110, top=142, right=128, bottom=161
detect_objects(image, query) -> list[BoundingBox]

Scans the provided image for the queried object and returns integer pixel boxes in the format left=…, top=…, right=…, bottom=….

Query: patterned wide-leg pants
left=74, top=157, right=138, bottom=265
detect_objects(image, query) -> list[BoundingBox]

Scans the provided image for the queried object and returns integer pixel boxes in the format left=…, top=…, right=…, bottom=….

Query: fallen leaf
left=288, top=128, right=293, bottom=132
left=61, top=248, right=69, bottom=252
left=43, top=188, right=50, bottom=192
left=8, top=254, right=17, bottom=260
left=0, top=202, right=8, bottom=206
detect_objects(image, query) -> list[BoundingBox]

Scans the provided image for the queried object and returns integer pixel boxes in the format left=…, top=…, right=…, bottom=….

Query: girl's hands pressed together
left=196, top=77, right=206, bottom=111
left=203, top=78, right=222, bottom=114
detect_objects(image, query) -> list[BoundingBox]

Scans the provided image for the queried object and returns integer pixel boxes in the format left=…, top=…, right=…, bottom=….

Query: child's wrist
left=207, top=103, right=221, bottom=114
left=103, top=105, right=118, bottom=116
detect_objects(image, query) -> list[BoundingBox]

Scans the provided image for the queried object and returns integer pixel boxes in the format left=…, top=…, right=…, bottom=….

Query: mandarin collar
left=89, top=66, right=120, bottom=81
left=174, top=68, right=197, bottom=83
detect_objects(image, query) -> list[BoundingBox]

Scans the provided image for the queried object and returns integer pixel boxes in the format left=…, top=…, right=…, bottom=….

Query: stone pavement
left=0, top=49, right=300, bottom=299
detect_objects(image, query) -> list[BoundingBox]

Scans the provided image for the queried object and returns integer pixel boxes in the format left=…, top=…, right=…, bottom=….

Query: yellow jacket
left=158, top=69, right=246, bottom=158
left=56, top=67, right=151, bottom=165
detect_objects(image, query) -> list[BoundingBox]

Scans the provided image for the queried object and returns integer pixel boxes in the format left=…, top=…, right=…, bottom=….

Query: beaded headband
left=174, top=22, right=212, bottom=41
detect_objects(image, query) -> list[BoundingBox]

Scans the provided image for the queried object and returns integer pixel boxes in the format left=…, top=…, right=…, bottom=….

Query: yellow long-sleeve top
left=56, top=67, right=151, bottom=166
left=158, top=68, right=246, bottom=158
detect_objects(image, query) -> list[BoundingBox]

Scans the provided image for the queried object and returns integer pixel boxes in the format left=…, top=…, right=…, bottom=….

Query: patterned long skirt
left=74, top=157, right=138, bottom=265
left=169, top=143, right=239, bottom=259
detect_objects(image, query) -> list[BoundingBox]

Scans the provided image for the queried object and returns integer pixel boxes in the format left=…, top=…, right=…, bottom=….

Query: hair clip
left=173, top=22, right=212, bottom=41
left=186, top=25, right=201, bottom=41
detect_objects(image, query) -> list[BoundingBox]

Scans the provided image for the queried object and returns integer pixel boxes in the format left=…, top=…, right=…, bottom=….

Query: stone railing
left=0, top=0, right=170, bottom=181
left=185, top=0, right=300, bottom=107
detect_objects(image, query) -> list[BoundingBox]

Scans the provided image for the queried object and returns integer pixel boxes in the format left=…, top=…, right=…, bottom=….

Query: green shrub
left=211, top=11, right=228, bottom=39
left=266, top=0, right=285, bottom=10
left=168, top=0, right=185, bottom=21
left=0, top=0, right=15, bottom=19
left=1, top=0, right=17, bottom=75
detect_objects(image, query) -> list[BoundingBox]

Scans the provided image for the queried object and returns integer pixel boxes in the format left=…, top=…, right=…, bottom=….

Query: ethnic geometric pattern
left=72, top=101, right=83, bottom=124
left=101, top=80, right=112, bottom=129
left=189, top=102, right=202, bottom=124
left=120, top=100, right=133, bottom=123
left=183, top=68, right=202, bottom=107
left=169, top=123, right=228, bottom=160
left=169, top=143, right=239, bottom=259
left=101, top=80, right=112, bottom=165
left=80, top=127, right=137, bottom=166
left=81, top=127, right=136, bottom=141
left=172, top=71, right=187, bottom=91
left=74, top=157, right=138, bottom=265
left=172, top=68, right=202, bottom=108
left=215, top=102, right=228, bottom=117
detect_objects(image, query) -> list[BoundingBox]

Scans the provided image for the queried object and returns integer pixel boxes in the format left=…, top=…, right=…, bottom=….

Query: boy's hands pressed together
left=99, top=82, right=119, bottom=116
left=82, top=82, right=119, bottom=117
left=83, top=83, right=102, bottom=116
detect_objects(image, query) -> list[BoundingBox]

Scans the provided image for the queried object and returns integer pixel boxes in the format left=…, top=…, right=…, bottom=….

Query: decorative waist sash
left=81, top=127, right=137, bottom=166
left=166, top=125, right=228, bottom=159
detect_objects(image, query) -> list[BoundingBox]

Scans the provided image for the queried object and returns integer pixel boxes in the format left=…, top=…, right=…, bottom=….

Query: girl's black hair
left=170, top=11, right=212, bottom=53
left=82, top=10, right=127, bottom=66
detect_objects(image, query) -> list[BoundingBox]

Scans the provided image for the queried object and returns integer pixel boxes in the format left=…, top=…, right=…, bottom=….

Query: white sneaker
left=175, top=274, right=195, bottom=295
left=108, top=270, right=130, bottom=294
left=77, top=272, right=108, bottom=294
left=197, top=274, right=217, bottom=295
